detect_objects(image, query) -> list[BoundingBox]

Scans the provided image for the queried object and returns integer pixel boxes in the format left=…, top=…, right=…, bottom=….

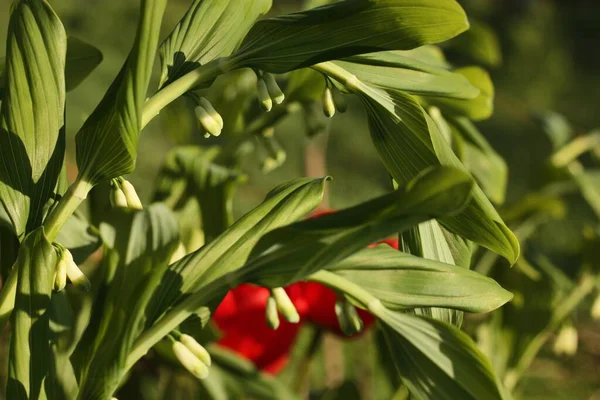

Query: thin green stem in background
left=550, top=131, right=600, bottom=168
left=504, top=272, right=595, bottom=390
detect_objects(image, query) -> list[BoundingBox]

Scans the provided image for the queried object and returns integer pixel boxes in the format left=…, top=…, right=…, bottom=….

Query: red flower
left=213, top=284, right=309, bottom=374
left=212, top=209, right=399, bottom=373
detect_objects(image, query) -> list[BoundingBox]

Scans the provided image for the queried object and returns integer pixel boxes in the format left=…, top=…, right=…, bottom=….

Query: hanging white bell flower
left=172, top=340, right=209, bottom=379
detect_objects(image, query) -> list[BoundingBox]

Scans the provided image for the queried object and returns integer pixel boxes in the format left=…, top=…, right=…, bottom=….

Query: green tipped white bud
left=53, top=256, right=67, bottom=292
left=261, top=158, right=279, bottom=173
left=271, top=287, right=299, bottom=323
left=257, top=78, right=273, bottom=112
left=263, top=73, right=285, bottom=105
left=265, top=295, right=280, bottom=330
left=110, top=186, right=128, bottom=209
left=172, top=341, right=210, bottom=379
left=195, top=106, right=222, bottom=137
left=591, top=295, right=600, bottom=320
left=332, top=87, right=347, bottom=113
left=180, top=334, right=212, bottom=367
left=199, top=97, right=223, bottom=130
left=121, top=180, right=143, bottom=210
left=62, top=249, right=91, bottom=291
left=170, top=242, right=187, bottom=265
left=322, top=87, right=336, bottom=118
left=553, top=324, right=578, bottom=356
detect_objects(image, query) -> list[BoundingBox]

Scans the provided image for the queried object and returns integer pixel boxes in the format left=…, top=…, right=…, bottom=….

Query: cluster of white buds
left=195, top=97, right=223, bottom=138
left=322, top=81, right=347, bottom=118
left=256, top=71, right=285, bottom=112
left=53, top=245, right=91, bottom=292
left=335, top=297, right=364, bottom=336
left=265, top=287, right=300, bottom=330
left=258, top=127, right=286, bottom=173
left=171, top=332, right=212, bottom=380
left=552, top=324, right=578, bottom=356
left=110, top=177, right=143, bottom=210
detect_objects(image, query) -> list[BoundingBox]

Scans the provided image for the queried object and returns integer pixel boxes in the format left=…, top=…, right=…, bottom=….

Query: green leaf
left=7, top=227, right=57, bottom=399
left=235, top=0, right=469, bottom=73
left=75, top=0, right=167, bottom=185
left=158, top=0, right=271, bottom=87
left=334, top=51, right=478, bottom=99
left=450, top=117, right=507, bottom=204
left=447, top=20, right=502, bottom=68
left=379, top=309, right=507, bottom=400
left=426, top=66, right=494, bottom=120
left=145, top=177, right=328, bottom=325
left=76, top=204, right=180, bottom=400
left=245, top=166, right=475, bottom=287
left=327, top=68, right=518, bottom=262
left=65, top=36, right=103, bottom=92
left=0, top=0, right=67, bottom=238
left=331, top=245, right=512, bottom=313
left=535, top=110, right=573, bottom=151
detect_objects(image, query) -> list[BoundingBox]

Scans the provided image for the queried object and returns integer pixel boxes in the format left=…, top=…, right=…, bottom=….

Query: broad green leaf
left=447, top=20, right=502, bottom=68
left=7, top=227, right=57, bottom=399
left=379, top=309, right=506, bottom=400
left=145, top=177, right=328, bottom=325
left=0, top=0, right=67, bottom=238
left=447, top=116, right=508, bottom=204
left=158, top=0, right=271, bottom=87
left=330, top=245, right=512, bottom=312
left=426, top=67, right=494, bottom=120
left=244, top=167, right=474, bottom=287
left=325, top=68, right=519, bottom=262
left=75, top=0, right=167, bottom=185
left=335, top=51, right=478, bottom=99
left=76, top=204, right=179, bottom=400
left=0, top=36, right=101, bottom=98
left=65, top=36, right=103, bottom=92
left=235, top=0, right=469, bottom=73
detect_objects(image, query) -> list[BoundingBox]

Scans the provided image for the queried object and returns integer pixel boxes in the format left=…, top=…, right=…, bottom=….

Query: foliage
left=0, top=0, right=595, bottom=399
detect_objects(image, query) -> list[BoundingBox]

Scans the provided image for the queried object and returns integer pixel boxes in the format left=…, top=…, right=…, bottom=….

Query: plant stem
left=550, top=131, right=600, bottom=168
left=313, top=62, right=363, bottom=92
left=308, top=270, right=385, bottom=317
left=44, top=179, right=93, bottom=241
left=504, top=272, right=595, bottom=390
left=141, top=57, right=238, bottom=129
left=0, top=179, right=93, bottom=332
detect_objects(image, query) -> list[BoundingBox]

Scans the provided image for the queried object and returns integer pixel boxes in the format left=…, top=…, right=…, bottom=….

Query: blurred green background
left=1, top=0, right=599, bottom=398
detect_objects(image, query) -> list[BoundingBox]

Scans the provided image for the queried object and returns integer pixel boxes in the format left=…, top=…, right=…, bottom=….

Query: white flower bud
left=553, top=325, right=578, bottom=356
left=195, top=106, right=222, bottom=137
left=263, top=73, right=285, bottom=105
left=265, top=295, right=280, bottom=330
left=272, top=287, right=299, bottom=323
left=63, top=249, right=91, bottom=291
left=172, top=341, right=209, bottom=379
left=180, top=334, right=211, bottom=367
left=591, top=295, right=600, bottom=320
left=198, top=97, right=223, bottom=130
left=322, top=87, right=336, bottom=118
left=54, top=257, right=67, bottom=292
left=257, top=78, right=273, bottom=112
left=121, top=180, right=143, bottom=210
left=110, top=187, right=128, bottom=209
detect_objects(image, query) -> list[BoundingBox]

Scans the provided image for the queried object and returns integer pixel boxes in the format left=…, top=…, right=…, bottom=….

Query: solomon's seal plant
left=0, top=0, right=532, bottom=399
